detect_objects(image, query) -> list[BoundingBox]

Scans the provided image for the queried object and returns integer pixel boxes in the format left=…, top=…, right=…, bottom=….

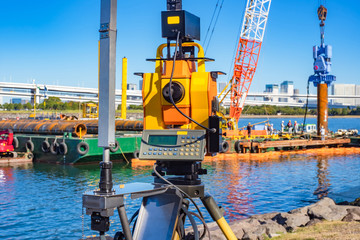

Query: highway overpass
left=0, top=81, right=359, bottom=108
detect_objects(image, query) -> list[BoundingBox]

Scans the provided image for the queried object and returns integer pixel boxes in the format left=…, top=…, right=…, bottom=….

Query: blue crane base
left=309, top=74, right=336, bottom=87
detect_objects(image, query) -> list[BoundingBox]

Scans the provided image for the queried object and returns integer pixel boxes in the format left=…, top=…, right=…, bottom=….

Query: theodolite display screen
left=139, top=129, right=206, bottom=161
left=148, top=135, right=178, bottom=146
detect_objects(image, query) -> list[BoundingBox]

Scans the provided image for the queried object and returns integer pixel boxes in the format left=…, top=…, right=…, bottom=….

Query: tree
left=24, top=102, right=33, bottom=110
left=61, top=102, right=70, bottom=110
left=14, top=103, right=23, bottom=110
left=6, top=103, right=14, bottom=111
left=43, top=97, right=62, bottom=110
left=341, top=107, right=350, bottom=115
left=129, top=105, right=143, bottom=110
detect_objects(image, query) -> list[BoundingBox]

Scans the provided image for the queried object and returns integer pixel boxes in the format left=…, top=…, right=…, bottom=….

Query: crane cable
left=318, top=0, right=326, bottom=7
left=222, top=0, right=248, bottom=109
left=301, top=80, right=311, bottom=134
left=226, top=0, right=248, bottom=78
left=203, top=0, right=220, bottom=46
left=169, top=31, right=216, bottom=134
left=204, top=0, right=225, bottom=55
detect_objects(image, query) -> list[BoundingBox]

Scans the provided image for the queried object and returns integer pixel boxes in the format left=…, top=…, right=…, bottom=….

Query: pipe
left=317, top=83, right=328, bottom=135
left=0, top=119, right=86, bottom=137
left=0, top=119, right=143, bottom=136
left=85, top=119, right=143, bottom=134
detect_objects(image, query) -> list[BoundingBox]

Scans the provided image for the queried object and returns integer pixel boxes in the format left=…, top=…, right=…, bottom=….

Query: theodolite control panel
left=139, top=129, right=206, bottom=161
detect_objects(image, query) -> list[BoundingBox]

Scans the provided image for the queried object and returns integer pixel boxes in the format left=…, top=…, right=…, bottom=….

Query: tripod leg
left=201, top=195, right=237, bottom=240
left=117, top=205, right=133, bottom=240
left=172, top=232, right=180, bottom=240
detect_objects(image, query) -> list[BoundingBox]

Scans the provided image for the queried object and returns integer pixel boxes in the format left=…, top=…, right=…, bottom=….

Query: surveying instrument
left=83, top=0, right=237, bottom=239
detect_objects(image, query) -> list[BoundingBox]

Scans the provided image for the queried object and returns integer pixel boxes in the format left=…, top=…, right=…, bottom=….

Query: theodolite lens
left=162, top=82, right=185, bottom=103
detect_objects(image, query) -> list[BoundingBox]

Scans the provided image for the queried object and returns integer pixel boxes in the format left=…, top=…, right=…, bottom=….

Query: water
left=0, top=117, right=359, bottom=239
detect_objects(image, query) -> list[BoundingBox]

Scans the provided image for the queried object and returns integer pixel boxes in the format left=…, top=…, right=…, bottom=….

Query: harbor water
left=1, top=117, right=360, bottom=239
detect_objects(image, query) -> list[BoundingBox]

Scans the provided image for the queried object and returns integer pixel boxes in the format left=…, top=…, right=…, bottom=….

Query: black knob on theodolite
left=167, top=0, right=182, bottom=11
left=99, top=161, right=114, bottom=193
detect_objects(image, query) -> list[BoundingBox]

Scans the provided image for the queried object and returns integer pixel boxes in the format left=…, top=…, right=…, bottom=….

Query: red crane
left=227, top=0, right=272, bottom=125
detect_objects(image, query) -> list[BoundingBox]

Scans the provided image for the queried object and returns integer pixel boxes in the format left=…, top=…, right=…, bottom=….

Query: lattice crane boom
left=229, top=0, right=271, bottom=124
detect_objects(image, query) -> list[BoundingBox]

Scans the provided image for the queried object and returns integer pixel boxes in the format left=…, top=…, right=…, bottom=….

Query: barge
left=230, top=138, right=351, bottom=153
left=13, top=133, right=141, bottom=164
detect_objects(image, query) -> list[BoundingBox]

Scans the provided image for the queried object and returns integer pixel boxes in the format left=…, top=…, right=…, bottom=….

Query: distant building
left=127, top=83, right=137, bottom=90
left=138, top=80, right=143, bottom=90
left=279, top=81, right=294, bottom=103
left=331, top=84, right=357, bottom=106
left=0, top=89, right=3, bottom=105
left=356, top=85, right=360, bottom=106
left=263, top=84, right=279, bottom=102
left=11, top=98, right=22, bottom=104
left=218, top=82, right=227, bottom=92
left=263, top=81, right=299, bottom=103
left=293, top=89, right=300, bottom=102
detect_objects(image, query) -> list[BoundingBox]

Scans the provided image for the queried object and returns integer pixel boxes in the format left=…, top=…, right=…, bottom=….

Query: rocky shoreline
left=196, top=197, right=360, bottom=240
left=83, top=197, right=360, bottom=240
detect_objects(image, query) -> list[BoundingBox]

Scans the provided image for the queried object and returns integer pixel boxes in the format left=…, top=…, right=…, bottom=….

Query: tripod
left=130, top=161, right=237, bottom=240
left=83, top=161, right=237, bottom=240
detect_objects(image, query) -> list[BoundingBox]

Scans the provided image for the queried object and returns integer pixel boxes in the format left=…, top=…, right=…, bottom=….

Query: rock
left=242, top=224, right=267, bottom=240
left=249, top=212, right=281, bottom=221
left=340, top=197, right=360, bottom=206
left=187, top=221, right=225, bottom=240
left=229, top=217, right=286, bottom=239
left=261, top=220, right=287, bottom=238
left=352, top=197, right=360, bottom=206
left=203, top=230, right=227, bottom=240
left=81, top=237, right=113, bottom=240
left=231, top=218, right=265, bottom=240
left=307, top=197, right=348, bottom=221
left=288, top=205, right=309, bottom=215
left=190, top=220, right=245, bottom=240
left=305, top=218, right=322, bottom=227
left=337, top=201, right=350, bottom=205
left=189, top=197, right=360, bottom=240
left=272, top=212, right=310, bottom=231
left=342, top=207, right=360, bottom=222
left=229, top=218, right=261, bottom=240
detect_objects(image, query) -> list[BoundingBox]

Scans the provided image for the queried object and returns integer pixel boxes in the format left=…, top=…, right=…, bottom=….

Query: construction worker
left=320, top=125, right=325, bottom=141
left=247, top=122, right=252, bottom=137
left=294, top=121, right=298, bottom=135
left=264, top=123, right=268, bottom=135
left=287, top=120, right=292, bottom=134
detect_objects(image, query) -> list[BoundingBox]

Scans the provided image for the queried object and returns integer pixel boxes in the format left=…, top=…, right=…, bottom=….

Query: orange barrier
left=204, top=147, right=360, bottom=163
left=130, top=147, right=360, bottom=167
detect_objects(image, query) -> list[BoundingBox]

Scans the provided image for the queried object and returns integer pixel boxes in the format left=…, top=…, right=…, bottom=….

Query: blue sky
left=0, top=0, right=359, bottom=94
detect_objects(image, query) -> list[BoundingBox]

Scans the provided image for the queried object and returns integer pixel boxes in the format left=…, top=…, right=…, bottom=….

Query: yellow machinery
left=137, top=2, right=237, bottom=239
left=82, top=102, right=98, bottom=119
left=142, top=42, right=218, bottom=131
